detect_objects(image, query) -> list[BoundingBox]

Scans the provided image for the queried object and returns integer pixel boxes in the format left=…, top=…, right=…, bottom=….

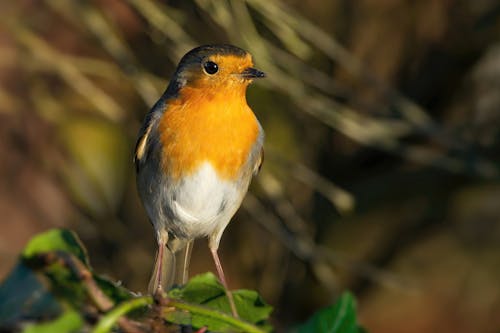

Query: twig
left=33, top=251, right=144, bottom=333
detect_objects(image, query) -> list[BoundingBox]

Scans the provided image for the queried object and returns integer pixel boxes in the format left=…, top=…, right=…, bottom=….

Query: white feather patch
left=170, top=162, right=241, bottom=237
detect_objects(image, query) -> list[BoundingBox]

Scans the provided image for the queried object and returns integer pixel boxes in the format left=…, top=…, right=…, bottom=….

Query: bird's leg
left=210, top=247, right=239, bottom=318
left=148, top=229, right=170, bottom=296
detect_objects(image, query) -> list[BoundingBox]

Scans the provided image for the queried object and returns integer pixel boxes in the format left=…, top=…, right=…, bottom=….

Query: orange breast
left=158, top=85, right=260, bottom=180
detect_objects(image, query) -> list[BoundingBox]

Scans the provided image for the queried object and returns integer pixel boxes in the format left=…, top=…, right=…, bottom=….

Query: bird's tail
left=174, top=239, right=194, bottom=286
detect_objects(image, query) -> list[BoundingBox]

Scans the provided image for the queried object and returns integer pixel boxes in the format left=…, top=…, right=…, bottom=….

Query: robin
left=134, top=44, right=265, bottom=317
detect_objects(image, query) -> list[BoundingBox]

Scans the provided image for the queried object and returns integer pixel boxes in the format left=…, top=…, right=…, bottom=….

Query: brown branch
left=34, top=251, right=145, bottom=333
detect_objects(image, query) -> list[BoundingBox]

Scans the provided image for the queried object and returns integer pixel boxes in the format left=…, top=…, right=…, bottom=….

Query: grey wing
left=134, top=101, right=172, bottom=233
left=134, top=102, right=165, bottom=173
left=253, top=147, right=264, bottom=175
left=252, top=124, right=265, bottom=176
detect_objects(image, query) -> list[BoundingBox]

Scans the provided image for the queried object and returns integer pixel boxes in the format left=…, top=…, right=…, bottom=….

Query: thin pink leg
left=210, top=248, right=239, bottom=318
left=149, top=241, right=164, bottom=295
left=148, top=230, right=169, bottom=295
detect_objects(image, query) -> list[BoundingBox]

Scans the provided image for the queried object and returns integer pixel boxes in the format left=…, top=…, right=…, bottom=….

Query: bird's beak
left=241, top=67, right=266, bottom=79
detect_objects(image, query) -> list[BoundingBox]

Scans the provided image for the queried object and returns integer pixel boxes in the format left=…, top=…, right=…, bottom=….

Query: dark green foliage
left=167, top=273, right=273, bottom=332
left=294, top=293, right=364, bottom=333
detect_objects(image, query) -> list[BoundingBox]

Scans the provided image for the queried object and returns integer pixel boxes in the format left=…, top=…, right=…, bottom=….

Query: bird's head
left=168, top=45, right=265, bottom=96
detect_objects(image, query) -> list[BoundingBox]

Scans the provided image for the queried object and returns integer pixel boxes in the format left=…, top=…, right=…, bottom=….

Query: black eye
left=203, top=61, right=218, bottom=75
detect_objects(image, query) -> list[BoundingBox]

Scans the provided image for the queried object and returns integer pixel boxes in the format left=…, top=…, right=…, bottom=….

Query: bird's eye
left=203, top=61, right=219, bottom=75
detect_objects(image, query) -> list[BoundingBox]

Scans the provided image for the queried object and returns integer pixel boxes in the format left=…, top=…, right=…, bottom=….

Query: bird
left=134, top=44, right=265, bottom=317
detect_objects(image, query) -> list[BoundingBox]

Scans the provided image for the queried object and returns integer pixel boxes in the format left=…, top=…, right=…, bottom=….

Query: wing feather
left=134, top=106, right=163, bottom=172
left=253, top=147, right=264, bottom=175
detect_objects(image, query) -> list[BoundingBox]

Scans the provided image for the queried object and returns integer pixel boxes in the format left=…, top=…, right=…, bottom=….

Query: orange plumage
left=159, top=83, right=260, bottom=180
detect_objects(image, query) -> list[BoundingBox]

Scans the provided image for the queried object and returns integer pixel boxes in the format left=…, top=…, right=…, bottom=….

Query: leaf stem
left=93, top=295, right=266, bottom=333
left=92, top=296, right=152, bottom=333
left=165, top=299, right=267, bottom=333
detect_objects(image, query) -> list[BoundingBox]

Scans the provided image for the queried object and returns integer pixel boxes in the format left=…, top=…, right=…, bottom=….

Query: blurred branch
left=264, top=149, right=355, bottom=214
left=291, top=164, right=355, bottom=214
left=265, top=42, right=350, bottom=99
left=22, top=52, right=123, bottom=82
left=257, top=11, right=312, bottom=61
left=257, top=171, right=312, bottom=237
left=37, top=251, right=141, bottom=332
left=47, top=0, right=160, bottom=106
left=249, top=0, right=488, bottom=154
left=126, top=0, right=196, bottom=59
left=242, top=194, right=410, bottom=292
left=260, top=2, right=455, bottom=132
left=49, top=54, right=166, bottom=90
left=7, top=22, right=124, bottom=121
left=292, top=90, right=497, bottom=177
left=56, top=56, right=123, bottom=81
left=247, top=0, right=434, bottom=128
left=194, top=0, right=238, bottom=41
left=246, top=0, right=362, bottom=78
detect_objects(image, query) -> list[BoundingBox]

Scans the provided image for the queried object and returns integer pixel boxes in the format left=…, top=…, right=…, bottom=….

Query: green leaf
left=167, top=273, right=273, bottom=332
left=94, top=275, right=134, bottom=305
left=22, top=309, right=83, bottom=333
left=0, top=263, right=60, bottom=329
left=21, top=229, right=132, bottom=304
left=0, top=228, right=136, bottom=330
left=22, top=229, right=88, bottom=265
left=171, top=273, right=272, bottom=323
left=0, top=229, right=91, bottom=329
left=20, top=229, right=91, bottom=308
left=233, top=289, right=273, bottom=325
left=294, top=292, right=363, bottom=333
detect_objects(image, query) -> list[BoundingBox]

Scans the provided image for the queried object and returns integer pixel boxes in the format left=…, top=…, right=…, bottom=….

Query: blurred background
left=1, top=0, right=500, bottom=332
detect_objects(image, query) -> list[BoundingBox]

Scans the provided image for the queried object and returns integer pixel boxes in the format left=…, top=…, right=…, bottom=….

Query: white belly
left=168, top=162, right=244, bottom=238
